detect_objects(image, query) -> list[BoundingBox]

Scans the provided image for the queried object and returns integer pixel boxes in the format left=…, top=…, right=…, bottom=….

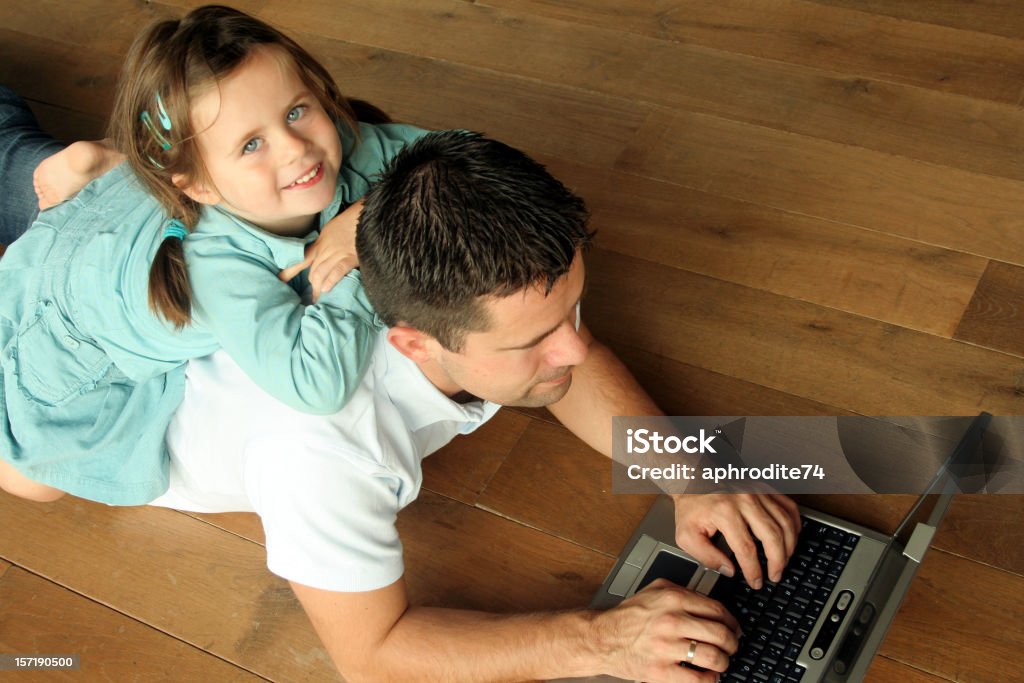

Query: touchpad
left=636, top=550, right=700, bottom=592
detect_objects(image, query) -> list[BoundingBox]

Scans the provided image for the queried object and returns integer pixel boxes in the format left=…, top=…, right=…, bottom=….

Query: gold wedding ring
left=686, top=638, right=698, bottom=663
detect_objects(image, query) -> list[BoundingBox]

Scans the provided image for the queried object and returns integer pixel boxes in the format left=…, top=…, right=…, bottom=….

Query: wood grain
left=398, top=490, right=613, bottom=611
left=0, top=494, right=338, bottom=682
left=584, top=248, right=1024, bottom=416
left=477, top=419, right=657, bottom=556
left=955, top=261, right=1024, bottom=357
left=540, top=154, right=987, bottom=337
left=934, top=495, right=1024, bottom=577
left=256, top=0, right=1024, bottom=181
left=421, top=409, right=531, bottom=505
left=617, top=109, right=1024, bottom=266
left=809, top=0, right=1024, bottom=41
left=609, top=343, right=853, bottom=417
left=879, top=549, right=1024, bottom=682
left=480, top=0, right=1024, bottom=104
left=0, top=566, right=263, bottom=682
left=865, top=655, right=951, bottom=683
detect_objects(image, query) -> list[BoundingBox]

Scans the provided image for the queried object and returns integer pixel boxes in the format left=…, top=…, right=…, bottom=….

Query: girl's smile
left=178, top=45, right=343, bottom=237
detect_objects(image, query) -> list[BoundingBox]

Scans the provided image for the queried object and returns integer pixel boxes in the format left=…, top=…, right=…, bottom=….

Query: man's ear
left=172, top=172, right=221, bottom=206
left=386, top=325, right=437, bottom=363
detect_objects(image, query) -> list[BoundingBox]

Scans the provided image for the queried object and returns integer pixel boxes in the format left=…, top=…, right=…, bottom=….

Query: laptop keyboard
left=712, top=518, right=860, bottom=682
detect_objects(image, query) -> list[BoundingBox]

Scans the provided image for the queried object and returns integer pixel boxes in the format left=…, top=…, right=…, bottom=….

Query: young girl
left=0, top=5, right=429, bottom=505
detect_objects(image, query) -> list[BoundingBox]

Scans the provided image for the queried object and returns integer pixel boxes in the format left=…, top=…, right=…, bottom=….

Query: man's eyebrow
left=499, top=320, right=564, bottom=352
left=498, top=270, right=588, bottom=351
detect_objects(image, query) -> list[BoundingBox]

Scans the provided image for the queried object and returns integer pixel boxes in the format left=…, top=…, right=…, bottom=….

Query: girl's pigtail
left=148, top=221, right=192, bottom=329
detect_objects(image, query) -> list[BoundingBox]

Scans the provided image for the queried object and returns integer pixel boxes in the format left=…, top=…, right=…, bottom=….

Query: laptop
left=556, top=413, right=989, bottom=683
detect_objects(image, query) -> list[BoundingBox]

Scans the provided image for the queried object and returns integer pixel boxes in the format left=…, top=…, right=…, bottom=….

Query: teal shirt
left=0, top=121, right=428, bottom=504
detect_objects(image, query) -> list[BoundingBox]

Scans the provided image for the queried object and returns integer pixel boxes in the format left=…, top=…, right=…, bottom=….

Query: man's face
left=424, top=255, right=590, bottom=407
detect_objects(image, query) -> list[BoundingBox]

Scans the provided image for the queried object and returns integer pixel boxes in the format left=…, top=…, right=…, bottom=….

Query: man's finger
left=675, top=529, right=735, bottom=580
left=664, top=591, right=740, bottom=637
left=717, top=514, right=763, bottom=590
left=761, top=495, right=799, bottom=560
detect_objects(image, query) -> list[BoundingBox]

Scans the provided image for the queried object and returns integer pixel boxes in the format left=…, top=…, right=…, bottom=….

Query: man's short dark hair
left=357, top=131, right=594, bottom=351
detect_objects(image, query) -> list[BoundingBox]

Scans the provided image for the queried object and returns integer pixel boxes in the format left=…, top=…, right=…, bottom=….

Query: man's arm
left=546, top=322, right=661, bottom=456
left=292, top=576, right=738, bottom=683
left=547, top=322, right=801, bottom=588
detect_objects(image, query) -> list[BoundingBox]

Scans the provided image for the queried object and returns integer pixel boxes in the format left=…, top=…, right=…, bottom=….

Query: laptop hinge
left=903, top=523, right=936, bottom=563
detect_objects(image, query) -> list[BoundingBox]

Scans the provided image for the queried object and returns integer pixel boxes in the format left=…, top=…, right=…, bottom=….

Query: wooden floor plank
left=0, top=29, right=122, bottom=120
left=879, top=549, right=1024, bottom=682
left=0, top=566, right=264, bottom=683
left=0, top=0, right=180, bottom=57
left=610, top=344, right=854, bottom=417
left=584, top=248, right=1024, bottom=416
left=934, top=495, right=1024, bottom=577
left=810, top=0, right=1024, bottom=42
left=398, top=491, right=612, bottom=611
left=541, top=155, right=987, bottom=337
left=477, top=420, right=656, bottom=556
left=617, top=109, right=1024, bottom=266
left=253, top=0, right=1024, bottom=182
left=955, top=261, right=1024, bottom=356
left=0, top=494, right=337, bottom=683
left=421, top=409, right=531, bottom=505
left=865, top=655, right=953, bottom=683
left=0, top=25, right=652, bottom=172
left=481, top=0, right=1024, bottom=104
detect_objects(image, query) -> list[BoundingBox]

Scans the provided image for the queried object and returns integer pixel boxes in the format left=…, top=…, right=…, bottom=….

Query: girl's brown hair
left=109, top=5, right=363, bottom=328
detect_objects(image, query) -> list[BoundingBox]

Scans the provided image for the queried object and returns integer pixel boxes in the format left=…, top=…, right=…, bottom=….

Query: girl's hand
left=278, top=200, right=363, bottom=302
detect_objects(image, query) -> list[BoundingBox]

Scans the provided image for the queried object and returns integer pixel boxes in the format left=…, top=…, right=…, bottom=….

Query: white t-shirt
left=151, top=330, right=501, bottom=592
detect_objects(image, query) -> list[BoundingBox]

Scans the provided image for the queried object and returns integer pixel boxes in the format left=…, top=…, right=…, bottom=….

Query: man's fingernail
left=751, top=578, right=762, bottom=590
left=718, top=564, right=734, bottom=577
left=772, top=572, right=782, bottom=583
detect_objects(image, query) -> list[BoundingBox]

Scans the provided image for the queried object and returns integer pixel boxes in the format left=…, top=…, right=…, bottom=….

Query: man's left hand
left=671, top=493, right=801, bottom=589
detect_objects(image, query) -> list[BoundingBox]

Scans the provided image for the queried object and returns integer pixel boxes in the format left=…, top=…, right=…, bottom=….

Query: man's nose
left=545, top=321, right=589, bottom=368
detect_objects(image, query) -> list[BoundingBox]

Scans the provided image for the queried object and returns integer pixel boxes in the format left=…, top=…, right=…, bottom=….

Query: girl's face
left=179, top=46, right=343, bottom=236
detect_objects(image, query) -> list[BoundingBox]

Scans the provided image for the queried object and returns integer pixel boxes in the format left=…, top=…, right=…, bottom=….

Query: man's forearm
left=368, top=607, right=599, bottom=683
left=549, top=327, right=662, bottom=457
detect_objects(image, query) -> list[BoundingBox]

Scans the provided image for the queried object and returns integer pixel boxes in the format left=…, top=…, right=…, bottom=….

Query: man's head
left=358, top=131, right=595, bottom=407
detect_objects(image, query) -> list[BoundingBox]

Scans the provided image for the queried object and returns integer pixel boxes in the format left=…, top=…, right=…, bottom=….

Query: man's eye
left=287, top=105, right=307, bottom=123
left=243, top=138, right=262, bottom=155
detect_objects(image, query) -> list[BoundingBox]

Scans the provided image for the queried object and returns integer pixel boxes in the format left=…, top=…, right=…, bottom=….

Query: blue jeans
left=0, top=85, right=65, bottom=245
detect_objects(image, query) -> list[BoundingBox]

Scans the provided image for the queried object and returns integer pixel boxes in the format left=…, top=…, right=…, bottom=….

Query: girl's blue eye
left=243, top=138, right=262, bottom=155
left=287, top=105, right=307, bottom=123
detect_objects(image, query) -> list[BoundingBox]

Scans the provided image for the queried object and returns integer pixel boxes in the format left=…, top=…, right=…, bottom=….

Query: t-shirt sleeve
left=246, top=435, right=406, bottom=592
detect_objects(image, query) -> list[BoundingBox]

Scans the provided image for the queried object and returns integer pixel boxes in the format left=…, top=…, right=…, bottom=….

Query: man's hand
left=278, top=200, right=363, bottom=301
left=293, top=574, right=740, bottom=683
left=591, top=579, right=740, bottom=683
left=672, top=493, right=801, bottom=589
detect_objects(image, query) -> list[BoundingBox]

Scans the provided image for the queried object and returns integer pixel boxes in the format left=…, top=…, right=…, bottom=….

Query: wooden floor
left=2, top=1, right=1024, bottom=681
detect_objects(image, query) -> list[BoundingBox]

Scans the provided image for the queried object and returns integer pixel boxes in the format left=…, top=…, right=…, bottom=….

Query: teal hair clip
left=163, top=219, right=188, bottom=241
left=154, top=93, right=172, bottom=131
left=140, top=111, right=172, bottom=150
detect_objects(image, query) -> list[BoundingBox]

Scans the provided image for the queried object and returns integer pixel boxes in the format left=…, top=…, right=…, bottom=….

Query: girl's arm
left=187, top=238, right=380, bottom=414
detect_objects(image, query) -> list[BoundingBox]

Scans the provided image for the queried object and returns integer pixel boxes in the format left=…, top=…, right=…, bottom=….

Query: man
left=154, top=131, right=800, bottom=682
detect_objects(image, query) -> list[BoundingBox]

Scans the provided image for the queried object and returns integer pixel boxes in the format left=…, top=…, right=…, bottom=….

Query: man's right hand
left=589, top=578, right=740, bottom=683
